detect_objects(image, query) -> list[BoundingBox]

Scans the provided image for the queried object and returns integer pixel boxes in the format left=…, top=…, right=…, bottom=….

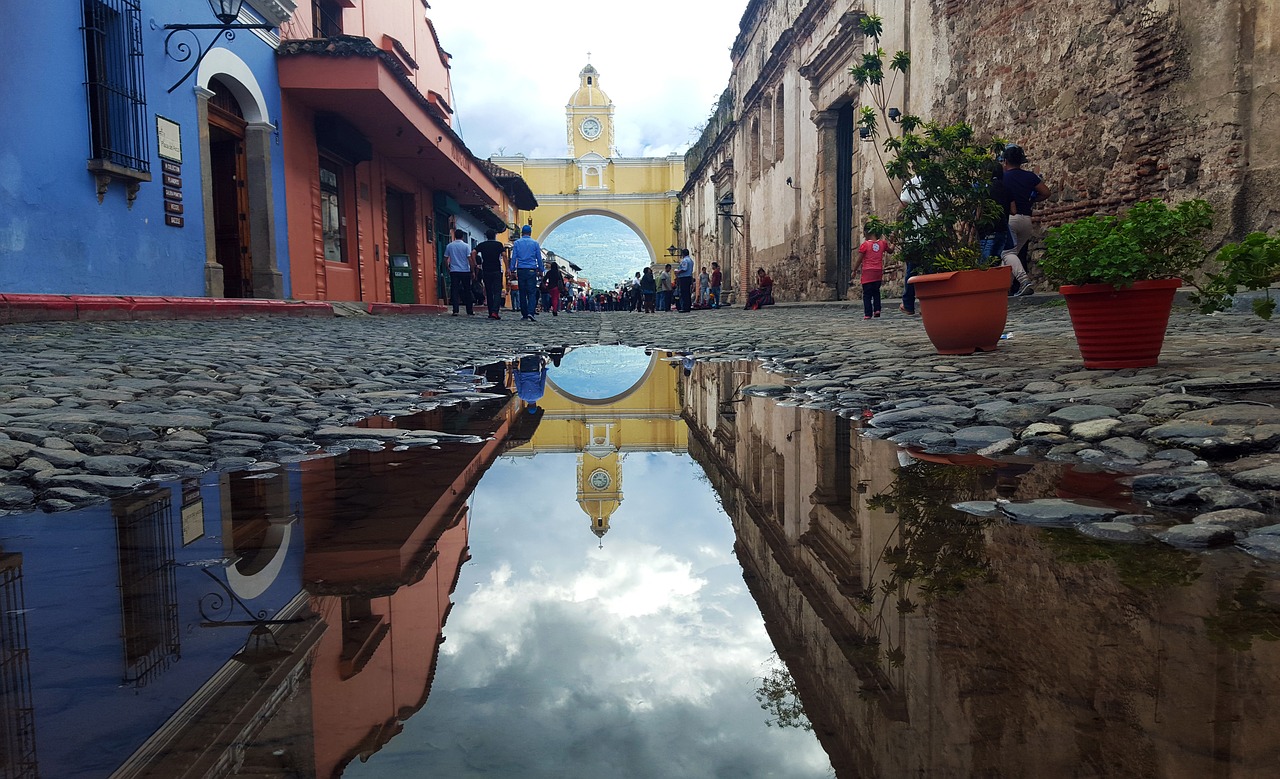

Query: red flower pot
left=909, top=266, right=1012, bottom=354
left=1059, top=278, right=1181, bottom=369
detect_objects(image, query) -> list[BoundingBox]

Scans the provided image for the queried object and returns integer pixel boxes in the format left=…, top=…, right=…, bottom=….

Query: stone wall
left=681, top=0, right=1279, bottom=303
left=917, top=0, right=1280, bottom=239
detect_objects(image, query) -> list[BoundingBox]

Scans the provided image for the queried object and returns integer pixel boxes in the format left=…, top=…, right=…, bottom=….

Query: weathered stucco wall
left=681, top=0, right=1279, bottom=303
left=917, top=0, right=1280, bottom=237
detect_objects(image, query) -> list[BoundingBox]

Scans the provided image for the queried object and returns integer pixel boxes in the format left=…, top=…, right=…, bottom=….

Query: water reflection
left=5, top=346, right=1278, bottom=777
left=0, top=347, right=830, bottom=778
left=684, top=356, right=1280, bottom=778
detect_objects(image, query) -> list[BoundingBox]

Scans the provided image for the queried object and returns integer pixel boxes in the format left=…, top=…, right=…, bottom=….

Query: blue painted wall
left=0, top=474, right=305, bottom=778
left=0, top=1, right=291, bottom=297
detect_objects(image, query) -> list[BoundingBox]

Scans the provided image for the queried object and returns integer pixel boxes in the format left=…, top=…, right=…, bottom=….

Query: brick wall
left=924, top=0, right=1273, bottom=239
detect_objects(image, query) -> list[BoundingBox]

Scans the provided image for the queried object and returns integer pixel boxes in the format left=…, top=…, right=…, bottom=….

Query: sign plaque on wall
left=157, top=116, right=185, bottom=228
left=156, top=116, right=182, bottom=163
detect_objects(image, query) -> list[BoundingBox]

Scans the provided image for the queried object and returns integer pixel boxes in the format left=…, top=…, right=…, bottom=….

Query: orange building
left=276, top=4, right=534, bottom=304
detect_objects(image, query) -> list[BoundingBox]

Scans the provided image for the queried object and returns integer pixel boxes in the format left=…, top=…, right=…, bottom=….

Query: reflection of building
left=299, top=393, right=524, bottom=776
left=506, top=350, right=686, bottom=541
left=492, top=65, right=684, bottom=269
left=684, top=358, right=1280, bottom=778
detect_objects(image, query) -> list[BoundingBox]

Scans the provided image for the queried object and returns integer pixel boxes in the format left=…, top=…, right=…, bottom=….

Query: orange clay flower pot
left=909, top=265, right=1012, bottom=355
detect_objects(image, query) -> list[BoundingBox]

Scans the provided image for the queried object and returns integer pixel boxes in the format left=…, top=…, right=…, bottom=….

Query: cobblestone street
left=2, top=301, right=1278, bottom=521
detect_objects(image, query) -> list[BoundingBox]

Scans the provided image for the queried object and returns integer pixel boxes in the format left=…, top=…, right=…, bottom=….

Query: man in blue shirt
left=444, top=229, right=475, bottom=316
left=676, top=249, right=695, bottom=312
left=510, top=224, right=545, bottom=321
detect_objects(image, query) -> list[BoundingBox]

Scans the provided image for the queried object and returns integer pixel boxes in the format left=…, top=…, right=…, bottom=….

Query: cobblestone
left=0, top=299, right=1277, bottom=516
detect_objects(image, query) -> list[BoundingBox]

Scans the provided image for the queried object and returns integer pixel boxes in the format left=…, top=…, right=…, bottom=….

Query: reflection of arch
left=546, top=350, right=659, bottom=405
left=539, top=208, right=658, bottom=267
left=227, top=523, right=291, bottom=599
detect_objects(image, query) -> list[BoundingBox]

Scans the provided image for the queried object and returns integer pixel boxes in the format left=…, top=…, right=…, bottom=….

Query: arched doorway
left=207, top=77, right=253, bottom=298
left=196, top=50, right=283, bottom=299
left=541, top=212, right=659, bottom=291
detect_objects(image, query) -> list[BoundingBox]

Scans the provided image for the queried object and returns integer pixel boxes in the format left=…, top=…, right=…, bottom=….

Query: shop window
left=82, top=0, right=151, bottom=188
left=320, top=157, right=350, bottom=263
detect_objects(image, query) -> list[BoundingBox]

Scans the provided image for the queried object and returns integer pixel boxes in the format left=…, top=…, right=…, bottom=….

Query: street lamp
left=666, top=244, right=680, bottom=258
left=717, top=194, right=744, bottom=225
left=163, top=0, right=276, bottom=93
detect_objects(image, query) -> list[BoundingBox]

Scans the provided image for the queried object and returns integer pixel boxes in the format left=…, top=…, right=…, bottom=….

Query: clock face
left=580, top=117, right=602, bottom=141
left=588, top=468, right=611, bottom=490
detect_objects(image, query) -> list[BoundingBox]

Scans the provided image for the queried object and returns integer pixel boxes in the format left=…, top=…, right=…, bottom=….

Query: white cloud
left=427, top=0, right=742, bottom=159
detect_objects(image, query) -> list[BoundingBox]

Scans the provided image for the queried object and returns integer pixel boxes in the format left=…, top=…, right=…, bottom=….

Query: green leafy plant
left=753, top=651, right=813, bottom=731
left=851, top=16, right=1004, bottom=274
left=1040, top=198, right=1214, bottom=288
left=1189, top=231, right=1280, bottom=319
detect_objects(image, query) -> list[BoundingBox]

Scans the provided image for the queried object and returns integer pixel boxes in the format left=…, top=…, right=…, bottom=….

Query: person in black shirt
left=472, top=229, right=508, bottom=320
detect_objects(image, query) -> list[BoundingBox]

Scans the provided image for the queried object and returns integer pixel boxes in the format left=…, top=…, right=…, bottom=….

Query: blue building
left=0, top=0, right=295, bottom=298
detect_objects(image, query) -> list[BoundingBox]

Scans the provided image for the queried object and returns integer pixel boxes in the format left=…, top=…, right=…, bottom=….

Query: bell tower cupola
left=566, top=61, right=615, bottom=160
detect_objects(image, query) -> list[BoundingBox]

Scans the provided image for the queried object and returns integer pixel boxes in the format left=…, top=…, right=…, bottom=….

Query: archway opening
left=542, top=214, right=655, bottom=292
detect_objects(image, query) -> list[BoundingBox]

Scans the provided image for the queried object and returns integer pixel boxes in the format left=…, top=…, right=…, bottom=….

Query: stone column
left=195, top=87, right=224, bottom=298
left=245, top=122, right=284, bottom=299
left=813, top=110, right=841, bottom=289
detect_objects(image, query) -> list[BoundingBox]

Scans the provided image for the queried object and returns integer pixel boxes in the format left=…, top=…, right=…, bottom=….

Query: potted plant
left=1190, top=231, right=1280, bottom=320
left=853, top=17, right=1010, bottom=355
left=1040, top=198, right=1213, bottom=369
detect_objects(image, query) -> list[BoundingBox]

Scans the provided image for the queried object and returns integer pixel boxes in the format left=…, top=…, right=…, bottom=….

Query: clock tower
left=566, top=63, right=615, bottom=161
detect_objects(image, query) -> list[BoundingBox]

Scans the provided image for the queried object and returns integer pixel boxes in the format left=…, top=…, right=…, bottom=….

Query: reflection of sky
left=547, top=345, right=652, bottom=400
left=348, top=452, right=832, bottom=778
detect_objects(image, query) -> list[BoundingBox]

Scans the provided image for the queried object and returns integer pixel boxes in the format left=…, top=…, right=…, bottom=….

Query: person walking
left=510, top=224, right=545, bottom=321
left=657, top=264, right=674, bottom=312
left=543, top=260, right=565, bottom=316
left=697, top=266, right=710, bottom=308
left=1000, top=144, right=1051, bottom=297
left=472, top=229, right=507, bottom=320
left=676, top=249, right=695, bottom=312
left=709, top=262, right=722, bottom=308
left=639, top=266, right=657, bottom=313
left=444, top=229, right=475, bottom=316
left=852, top=227, right=892, bottom=320
left=896, top=175, right=935, bottom=316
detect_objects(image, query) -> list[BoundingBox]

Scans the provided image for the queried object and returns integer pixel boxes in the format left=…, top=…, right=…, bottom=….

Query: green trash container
left=390, top=254, right=414, bottom=303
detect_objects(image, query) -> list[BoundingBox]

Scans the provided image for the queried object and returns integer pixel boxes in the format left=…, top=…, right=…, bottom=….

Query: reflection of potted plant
left=1190, top=231, right=1280, bottom=320
left=853, top=16, right=1009, bottom=355
left=1041, top=198, right=1213, bottom=369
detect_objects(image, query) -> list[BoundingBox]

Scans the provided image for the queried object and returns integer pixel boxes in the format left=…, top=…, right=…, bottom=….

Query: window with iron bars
left=82, top=0, right=150, bottom=177
left=313, top=0, right=344, bottom=37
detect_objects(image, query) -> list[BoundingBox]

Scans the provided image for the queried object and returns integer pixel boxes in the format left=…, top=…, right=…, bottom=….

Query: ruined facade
left=681, top=0, right=1280, bottom=302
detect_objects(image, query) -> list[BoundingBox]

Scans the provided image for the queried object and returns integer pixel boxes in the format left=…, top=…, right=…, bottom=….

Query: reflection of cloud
left=347, top=454, right=832, bottom=778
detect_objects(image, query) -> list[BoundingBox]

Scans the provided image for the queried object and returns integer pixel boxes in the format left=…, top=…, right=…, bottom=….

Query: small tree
left=850, top=15, right=1005, bottom=273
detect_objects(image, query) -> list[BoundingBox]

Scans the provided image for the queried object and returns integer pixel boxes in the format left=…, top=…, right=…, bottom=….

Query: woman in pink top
left=852, top=228, right=893, bottom=319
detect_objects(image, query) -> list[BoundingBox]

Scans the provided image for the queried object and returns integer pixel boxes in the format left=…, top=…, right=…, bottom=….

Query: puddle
left=0, top=346, right=1277, bottom=777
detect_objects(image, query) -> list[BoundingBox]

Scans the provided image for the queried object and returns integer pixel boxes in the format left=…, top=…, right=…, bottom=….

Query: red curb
left=0, top=294, right=336, bottom=323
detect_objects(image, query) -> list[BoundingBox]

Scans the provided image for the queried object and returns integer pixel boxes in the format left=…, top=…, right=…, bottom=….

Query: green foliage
left=1204, top=572, right=1280, bottom=651
left=1189, top=231, right=1280, bottom=319
left=1041, top=198, right=1214, bottom=287
left=753, top=652, right=814, bottom=731
left=867, top=461, right=996, bottom=602
left=1043, top=528, right=1201, bottom=590
left=847, top=15, right=1002, bottom=272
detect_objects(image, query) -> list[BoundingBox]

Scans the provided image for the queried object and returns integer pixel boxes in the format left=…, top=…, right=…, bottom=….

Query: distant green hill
left=542, top=216, right=654, bottom=290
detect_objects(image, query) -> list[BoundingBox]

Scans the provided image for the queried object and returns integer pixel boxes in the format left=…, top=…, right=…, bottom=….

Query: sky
left=426, top=0, right=746, bottom=159
left=349, top=450, right=833, bottom=778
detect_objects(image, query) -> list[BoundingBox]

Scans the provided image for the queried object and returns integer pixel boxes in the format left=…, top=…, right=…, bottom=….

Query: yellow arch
left=539, top=208, right=659, bottom=267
